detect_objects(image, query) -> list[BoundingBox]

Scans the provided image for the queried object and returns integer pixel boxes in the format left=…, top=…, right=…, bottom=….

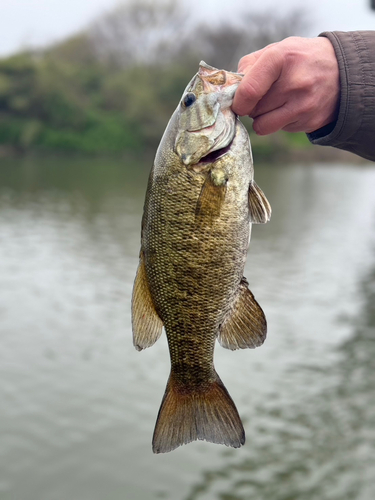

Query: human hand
left=232, top=37, right=340, bottom=135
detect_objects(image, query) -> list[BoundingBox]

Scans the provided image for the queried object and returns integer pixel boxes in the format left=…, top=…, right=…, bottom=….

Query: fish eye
left=183, top=93, right=196, bottom=107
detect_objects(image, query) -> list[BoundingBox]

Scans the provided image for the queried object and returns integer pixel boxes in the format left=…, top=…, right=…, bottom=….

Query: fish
left=131, top=61, right=271, bottom=454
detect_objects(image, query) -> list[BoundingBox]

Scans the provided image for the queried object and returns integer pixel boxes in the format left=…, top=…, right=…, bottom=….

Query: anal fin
left=249, top=181, right=271, bottom=224
left=218, top=277, right=267, bottom=350
left=131, top=252, right=163, bottom=351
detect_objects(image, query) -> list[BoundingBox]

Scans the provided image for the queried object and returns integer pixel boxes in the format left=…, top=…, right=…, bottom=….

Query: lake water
left=1, top=156, right=375, bottom=500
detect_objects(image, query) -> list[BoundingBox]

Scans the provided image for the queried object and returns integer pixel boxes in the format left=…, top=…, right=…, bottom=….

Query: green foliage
left=0, top=45, right=198, bottom=154
left=0, top=49, right=143, bottom=153
left=0, top=2, right=310, bottom=157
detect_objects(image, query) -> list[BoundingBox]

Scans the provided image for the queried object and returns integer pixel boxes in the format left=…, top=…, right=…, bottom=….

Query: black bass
left=131, top=62, right=271, bottom=453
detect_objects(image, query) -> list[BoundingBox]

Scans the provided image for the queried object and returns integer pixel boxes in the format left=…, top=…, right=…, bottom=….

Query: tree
left=188, top=8, right=310, bottom=71
left=89, top=0, right=188, bottom=68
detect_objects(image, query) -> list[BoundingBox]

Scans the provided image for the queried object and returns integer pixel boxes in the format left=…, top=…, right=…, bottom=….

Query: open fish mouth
left=198, top=140, right=233, bottom=164
left=178, top=130, right=235, bottom=169
left=187, top=131, right=235, bottom=172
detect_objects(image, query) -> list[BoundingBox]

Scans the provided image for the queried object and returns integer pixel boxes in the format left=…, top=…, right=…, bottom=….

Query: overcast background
left=0, top=0, right=375, bottom=58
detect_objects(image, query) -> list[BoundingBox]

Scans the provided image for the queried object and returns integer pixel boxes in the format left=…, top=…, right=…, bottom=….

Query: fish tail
left=152, top=372, right=245, bottom=453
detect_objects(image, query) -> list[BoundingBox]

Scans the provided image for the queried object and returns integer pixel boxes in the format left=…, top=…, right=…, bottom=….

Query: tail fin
left=152, top=372, right=245, bottom=453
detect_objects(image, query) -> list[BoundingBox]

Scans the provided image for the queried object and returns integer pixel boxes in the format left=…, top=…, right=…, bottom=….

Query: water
left=1, top=156, right=375, bottom=500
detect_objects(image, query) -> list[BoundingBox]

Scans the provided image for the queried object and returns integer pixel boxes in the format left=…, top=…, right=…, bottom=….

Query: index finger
left=237, top=48, right=265, bottom=73
left=232, top=47, right=284, bottom=116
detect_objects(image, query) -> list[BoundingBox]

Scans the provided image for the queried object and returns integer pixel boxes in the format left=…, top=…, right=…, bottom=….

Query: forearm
left=307, top=31, right=375, bottom=161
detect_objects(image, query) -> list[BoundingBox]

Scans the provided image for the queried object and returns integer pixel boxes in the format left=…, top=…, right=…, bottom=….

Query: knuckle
left=298, top=74, right=315, bottom=91
left=280, top=36, right=305, bottom=54
left=283, top=36, right=303, bottom=45
left=265, top=46, right=284, bottom=69
left=300, top=96, right=316, bottom=116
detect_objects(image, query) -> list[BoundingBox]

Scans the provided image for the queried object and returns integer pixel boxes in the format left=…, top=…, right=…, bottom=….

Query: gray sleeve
left=307, top=31, right=375, bottom=162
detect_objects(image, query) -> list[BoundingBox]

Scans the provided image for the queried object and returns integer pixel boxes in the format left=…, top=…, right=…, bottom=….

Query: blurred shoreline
left=0, top=1, right=368, bottom=165
left=0, top=137, right=367, bottom=165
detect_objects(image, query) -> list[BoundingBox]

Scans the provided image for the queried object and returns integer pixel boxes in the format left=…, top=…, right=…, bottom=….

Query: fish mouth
left=181, top=134, right=234, bottom=171
left=195, top=108, right=236, bottom=166
left=198, top=141, right=232, bottom=164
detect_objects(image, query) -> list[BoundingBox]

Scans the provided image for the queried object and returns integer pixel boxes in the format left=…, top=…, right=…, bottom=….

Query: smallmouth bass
left=132, top=62, right=271, bottom=453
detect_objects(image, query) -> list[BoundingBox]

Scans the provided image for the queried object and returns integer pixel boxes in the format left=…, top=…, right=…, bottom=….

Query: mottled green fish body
left=132, top=62, right=271, bottom=453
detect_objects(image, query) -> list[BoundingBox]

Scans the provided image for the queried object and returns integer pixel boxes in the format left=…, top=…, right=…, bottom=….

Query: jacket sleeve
left=307, top=31, right=375, bottom=162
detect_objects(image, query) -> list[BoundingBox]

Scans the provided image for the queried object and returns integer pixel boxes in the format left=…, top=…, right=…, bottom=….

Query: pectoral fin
left=218, top=277, right=267, bottom=350
left=248, top=181, right=271, bottom=224
left=195, top=170, right=227, bottom=226
left=131, top=252, right=163, bottom=351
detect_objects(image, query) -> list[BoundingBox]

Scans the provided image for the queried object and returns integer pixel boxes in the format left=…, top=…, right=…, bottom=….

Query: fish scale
left=132, top=62, right=271, bottom=453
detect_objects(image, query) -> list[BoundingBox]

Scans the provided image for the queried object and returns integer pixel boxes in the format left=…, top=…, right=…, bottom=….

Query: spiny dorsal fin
left=248, top=181, right=271, bottom=224
left=195, top=170, right=227, bottom=226
left=131, top=252, right=163, bottom=351
left=217, top=277, right=267, bottom=350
